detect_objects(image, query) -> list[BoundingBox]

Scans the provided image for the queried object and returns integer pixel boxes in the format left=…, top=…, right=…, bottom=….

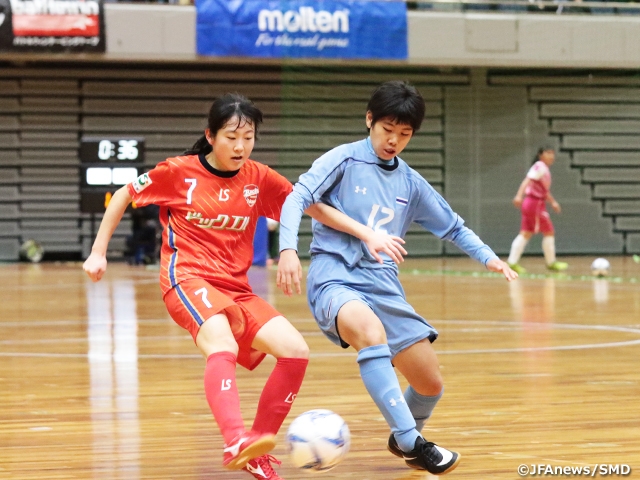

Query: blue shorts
left=306, top=254, right=438, bottom=358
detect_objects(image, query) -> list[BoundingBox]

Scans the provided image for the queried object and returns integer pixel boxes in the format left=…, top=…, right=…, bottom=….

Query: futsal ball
left=19, top=239, right=44, bottom=263
left=591, top=257, right=611, bottom=277
left=285, top=409, right=350, bottom=472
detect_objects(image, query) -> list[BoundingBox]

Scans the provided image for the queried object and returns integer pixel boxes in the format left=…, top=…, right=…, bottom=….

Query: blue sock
left=405, top=386, right=443, bottom=432
left=357, top=345, right=419, bottom=452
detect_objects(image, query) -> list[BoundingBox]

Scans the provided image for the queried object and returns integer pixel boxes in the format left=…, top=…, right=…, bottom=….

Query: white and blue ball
left=591, top=257, right=611, bottom=277
left=285, top=409, right=350, bottom=473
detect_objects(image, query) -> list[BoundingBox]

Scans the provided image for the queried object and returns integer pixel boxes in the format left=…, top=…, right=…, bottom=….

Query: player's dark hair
left=366, top=81, right=425, bottom=132
left=532, top=146, right=554, bottom=164
left=185, top=93, right=263, bottom=155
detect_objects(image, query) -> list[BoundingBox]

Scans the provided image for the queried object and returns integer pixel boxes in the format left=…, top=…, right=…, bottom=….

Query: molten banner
left=197, top=0, right=407, bottom=60
left=0, top=0, right=105, bottom=52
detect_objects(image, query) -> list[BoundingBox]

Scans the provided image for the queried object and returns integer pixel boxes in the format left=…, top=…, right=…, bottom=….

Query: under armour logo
left=355, top=186, right=367, bottom=194
left=389, top=396, right=406, bottom=407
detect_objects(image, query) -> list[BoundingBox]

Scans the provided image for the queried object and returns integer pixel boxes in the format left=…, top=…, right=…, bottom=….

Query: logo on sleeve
left=132, top=173, right=152, bottom=193
left=243, top=184, right=259, bottom=207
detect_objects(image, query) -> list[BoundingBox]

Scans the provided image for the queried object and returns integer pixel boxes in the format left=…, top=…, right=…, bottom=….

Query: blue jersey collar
left=365, top=137, right=399, bottom=171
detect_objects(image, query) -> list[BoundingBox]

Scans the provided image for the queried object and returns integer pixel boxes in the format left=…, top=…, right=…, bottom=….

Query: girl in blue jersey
left=277, top=81, right=517, bottom=475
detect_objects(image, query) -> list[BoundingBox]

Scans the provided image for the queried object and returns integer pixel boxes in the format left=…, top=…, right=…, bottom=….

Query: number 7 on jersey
left=185, top=178, right=197, bottom=204
left=194, top=287, right=213, bottom=308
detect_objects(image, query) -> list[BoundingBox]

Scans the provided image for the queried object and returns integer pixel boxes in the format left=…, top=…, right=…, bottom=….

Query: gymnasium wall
left=443, top=69, right=629, bottom=257
left=101, top=5, right=640, bottom=69
left=0, top=61, right=638, bottom=260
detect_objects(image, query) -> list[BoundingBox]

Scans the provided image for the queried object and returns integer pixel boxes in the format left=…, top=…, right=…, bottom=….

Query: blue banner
left=197, top=0, right=407, bottom=60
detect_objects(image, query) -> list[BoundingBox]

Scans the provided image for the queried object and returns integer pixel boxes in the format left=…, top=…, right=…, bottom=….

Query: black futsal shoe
left=388, top=434, right=461, bottom=475
left=387, top=433, right=404, bottom=458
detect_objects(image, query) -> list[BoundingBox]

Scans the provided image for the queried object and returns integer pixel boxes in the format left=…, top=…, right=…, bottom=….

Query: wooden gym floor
left=1, top=256, right=639, bottom=479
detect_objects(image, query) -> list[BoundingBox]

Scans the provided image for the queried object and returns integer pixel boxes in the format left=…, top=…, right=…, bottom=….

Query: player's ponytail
left=184, top=93, right=263, bottom=155
left=532, top=146, right=554, bottom=165
left=532, top=148, right=544, bottom=165
left=185, top=135, right=212, bottom=155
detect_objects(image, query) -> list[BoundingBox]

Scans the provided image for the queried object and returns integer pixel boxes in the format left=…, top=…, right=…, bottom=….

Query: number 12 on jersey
left=366, top=204, right=394, bottom=233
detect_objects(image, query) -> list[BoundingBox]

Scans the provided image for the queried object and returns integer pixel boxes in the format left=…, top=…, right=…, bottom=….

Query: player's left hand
left=486, top=259, right=518, bottom=281
left=551, top=201, right=561, bottom=213
left=362, top=230, right=408, bottom=264
left=277, top=249, right=303, bottom=296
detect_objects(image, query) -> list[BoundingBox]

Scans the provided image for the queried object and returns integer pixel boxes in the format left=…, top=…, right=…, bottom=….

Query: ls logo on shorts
left=243, top=184, right=259, bottom=207
left=132, top=173, right=152, bottom=193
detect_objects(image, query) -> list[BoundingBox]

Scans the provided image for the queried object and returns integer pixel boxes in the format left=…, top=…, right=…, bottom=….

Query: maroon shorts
left=163, top=278, right=282, bottom=370
left=520, top=196, right=554, bottom=234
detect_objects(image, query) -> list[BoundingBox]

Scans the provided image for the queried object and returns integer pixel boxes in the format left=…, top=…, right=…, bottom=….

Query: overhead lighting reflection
left=86, top=279, right=140, bottom=480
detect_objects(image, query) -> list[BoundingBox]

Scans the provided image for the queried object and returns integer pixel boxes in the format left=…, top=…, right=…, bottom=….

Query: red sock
left=252, top=357, right=309, bottom=435
left=204, top=352, right=245, bottom=444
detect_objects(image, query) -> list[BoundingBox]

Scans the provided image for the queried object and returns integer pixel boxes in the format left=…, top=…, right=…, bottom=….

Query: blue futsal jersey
left=279, top=137, right=499, bottom=268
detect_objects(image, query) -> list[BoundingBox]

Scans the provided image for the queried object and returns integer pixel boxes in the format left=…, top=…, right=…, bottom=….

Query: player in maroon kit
left=508, top=147, right=568, bottom=273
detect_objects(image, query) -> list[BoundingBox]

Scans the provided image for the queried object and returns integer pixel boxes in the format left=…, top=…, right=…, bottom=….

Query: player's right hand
left=487, top=258, right=518, bottom=282
left=362, top=230, right=407, bottom=264
left=277, top=249, right=303, bottom=296
left=83, top=253, right=107, bottom=282
left=512, top=196, right=523, bottom=208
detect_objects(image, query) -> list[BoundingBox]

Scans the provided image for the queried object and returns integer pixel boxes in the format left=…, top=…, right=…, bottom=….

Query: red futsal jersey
left=127, top=153, right=292, bottom=296
left=525, top=160, right=551, bottom=200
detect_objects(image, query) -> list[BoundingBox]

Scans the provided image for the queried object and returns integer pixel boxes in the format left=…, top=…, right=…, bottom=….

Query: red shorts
left=520, top=196, right=554, bottom=234
left=163, top=278, right=282, bottom=370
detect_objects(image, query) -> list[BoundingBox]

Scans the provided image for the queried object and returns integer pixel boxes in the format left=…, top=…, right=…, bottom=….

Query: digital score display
left=80, top=137, right=146, bottom=213
left=80, top=138, right=145, bottom=163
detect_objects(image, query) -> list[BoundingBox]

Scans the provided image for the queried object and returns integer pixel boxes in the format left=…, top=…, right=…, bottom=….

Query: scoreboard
left=79, top=137, right=145, bottom=213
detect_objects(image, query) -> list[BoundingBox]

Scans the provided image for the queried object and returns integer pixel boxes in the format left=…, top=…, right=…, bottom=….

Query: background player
left=276, top=81, right=517, bottom=476
left=82, top=93, right=402, bottom=480
left=507, top=147, right=568, bottom=274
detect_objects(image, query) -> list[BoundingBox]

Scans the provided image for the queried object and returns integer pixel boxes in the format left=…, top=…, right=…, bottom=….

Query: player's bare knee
left=219, top=338, right=240, bottom=355
left=427, top=378, right=444, bottom=396
left=365, top=330, right=387, bottom=347
left=287, top=342, right=310, bottom=359
left=349, top=330, right=387, bottom=351
left=339, top=317, right=386, bottom=350
left=215, top=343, right=239, bottom=357
left=413, top=376, right=443, bottom=397
left=197, top=334, right=239, bottom=357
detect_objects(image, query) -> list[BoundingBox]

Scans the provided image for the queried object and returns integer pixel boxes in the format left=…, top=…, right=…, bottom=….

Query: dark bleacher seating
left=0, top=65, right=458, bottom=260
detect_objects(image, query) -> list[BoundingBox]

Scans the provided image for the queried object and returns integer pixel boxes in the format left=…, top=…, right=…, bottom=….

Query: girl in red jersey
left=507, top=147, right=568, bottom=274
left=83, top=94, right=404, bottom=480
